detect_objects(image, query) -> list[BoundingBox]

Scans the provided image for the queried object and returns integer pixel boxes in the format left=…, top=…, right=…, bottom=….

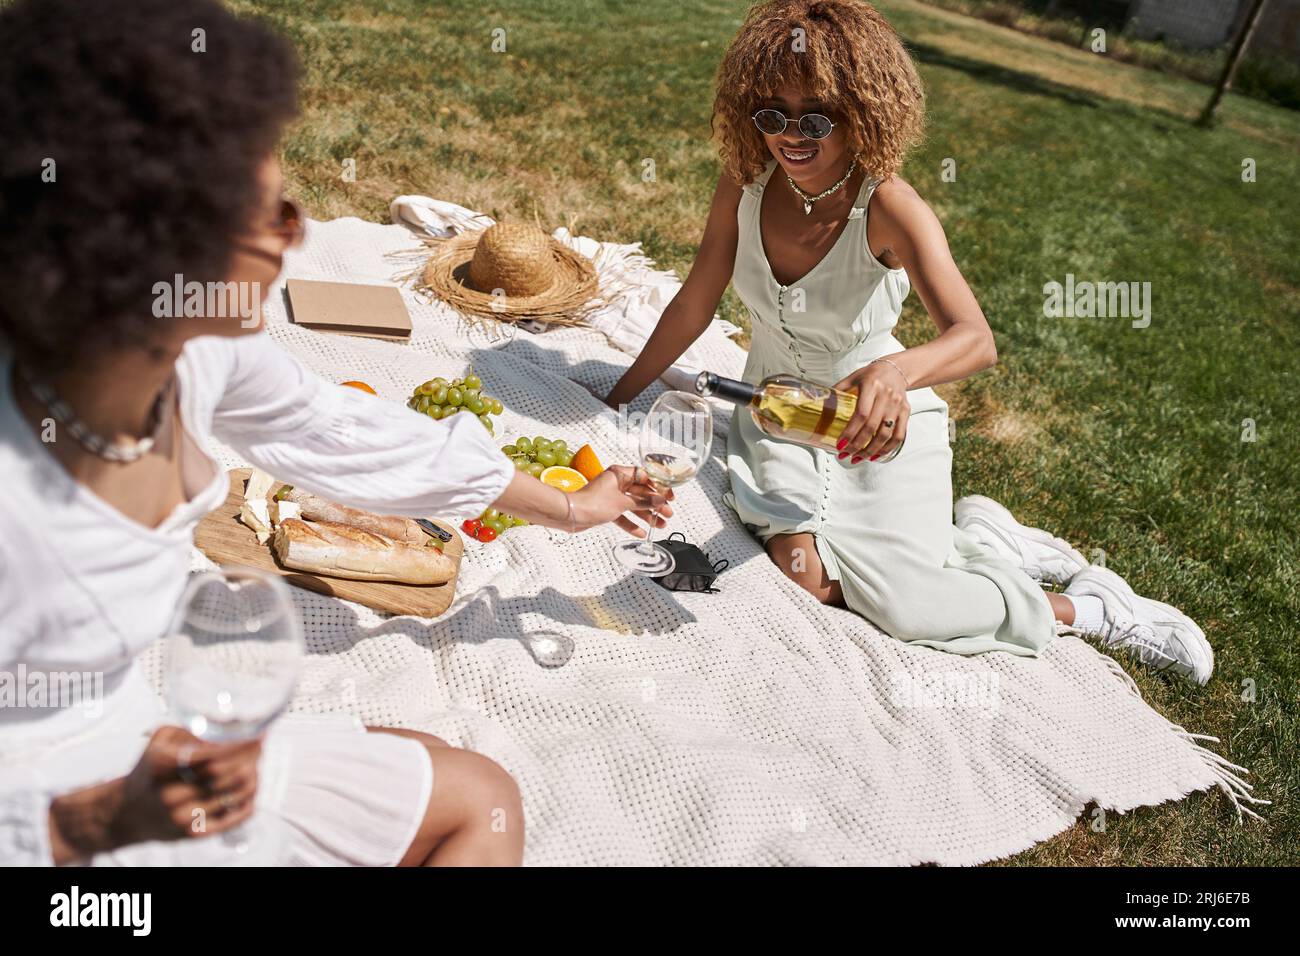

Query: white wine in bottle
left=695, top=371, right=902, bottom=462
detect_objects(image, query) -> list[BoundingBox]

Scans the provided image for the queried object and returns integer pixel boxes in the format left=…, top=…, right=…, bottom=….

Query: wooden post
left=1197, top=0, right=1271, bottom=127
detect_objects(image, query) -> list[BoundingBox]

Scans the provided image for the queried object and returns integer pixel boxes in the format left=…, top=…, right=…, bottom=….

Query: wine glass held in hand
left=166, top=566, right=304, bottom=864
left=611, top=390, right=713, bottom=577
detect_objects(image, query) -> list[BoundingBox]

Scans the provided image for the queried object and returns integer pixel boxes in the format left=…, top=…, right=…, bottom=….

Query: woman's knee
left=369, top=727, right=521, bottom=840
left=420, top=747, right=522, bottom=846
left=451, top=751, right=522, bottom=820
left=766, top=535, right=842, bottom=605
left=393, top=743, right=524, bottom=866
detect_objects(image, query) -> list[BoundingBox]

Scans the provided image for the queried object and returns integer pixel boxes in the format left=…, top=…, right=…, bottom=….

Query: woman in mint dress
left=608, top=0, right=1213, bottom=683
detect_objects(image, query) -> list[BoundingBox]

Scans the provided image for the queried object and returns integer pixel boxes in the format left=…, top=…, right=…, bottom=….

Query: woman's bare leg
left=373, top=726, right=450, bottom=748
left=368, top=727, right=524, bottom=867
left=766, top=532, right=845, bottom=607
left=1046, top=592, right=1074, bottom=625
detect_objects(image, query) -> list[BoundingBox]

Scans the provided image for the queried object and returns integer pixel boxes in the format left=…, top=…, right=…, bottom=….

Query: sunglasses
left=752, top=108, right=835, bottom=140
left=234, top=197, right=304, bottom=265
left=271, top=197, right=305, bottom=246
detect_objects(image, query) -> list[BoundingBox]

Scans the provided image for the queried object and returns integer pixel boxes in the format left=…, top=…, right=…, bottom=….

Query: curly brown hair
left=711, top=0, right=925, bottom=185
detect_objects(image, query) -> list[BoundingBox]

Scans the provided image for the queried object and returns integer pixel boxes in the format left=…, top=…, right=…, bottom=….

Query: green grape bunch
left=500, top=434, right=574, bottom=478
left=408, top=371, right=503, bottom=435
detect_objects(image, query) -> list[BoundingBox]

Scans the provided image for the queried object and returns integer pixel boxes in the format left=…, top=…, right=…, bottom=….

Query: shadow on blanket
left=469, top=340, right=632, bottom=420
left=468, top=336, right=760, bottom=575
left=312, top=578, right=701, bottom=659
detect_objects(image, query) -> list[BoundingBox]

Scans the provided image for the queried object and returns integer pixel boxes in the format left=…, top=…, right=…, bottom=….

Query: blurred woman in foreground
left=0, top=0, right=669, bottom=866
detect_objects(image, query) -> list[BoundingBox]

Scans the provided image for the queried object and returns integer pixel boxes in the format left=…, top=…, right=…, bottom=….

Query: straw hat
left=419, top=222, right=600, bottom=325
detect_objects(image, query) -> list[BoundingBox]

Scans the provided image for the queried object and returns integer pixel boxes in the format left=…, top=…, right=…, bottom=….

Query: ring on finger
left=176, top=744, right=199, bottom=784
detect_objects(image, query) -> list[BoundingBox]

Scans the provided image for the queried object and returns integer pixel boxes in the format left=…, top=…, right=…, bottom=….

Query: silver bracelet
left=870, top=356, right=910, bottom=388
left=563, top=492, right=577, bottom=534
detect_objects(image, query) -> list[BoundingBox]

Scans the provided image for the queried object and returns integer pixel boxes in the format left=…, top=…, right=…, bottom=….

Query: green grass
left=915, top=0, right=1300, bottom=112
left=231, top=0, right=1300, bottom=865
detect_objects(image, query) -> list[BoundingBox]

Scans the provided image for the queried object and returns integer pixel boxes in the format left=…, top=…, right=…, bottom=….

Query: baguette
left=272, top=518, right=455, bottom=585
left=277, top=487, right=430, bottom=546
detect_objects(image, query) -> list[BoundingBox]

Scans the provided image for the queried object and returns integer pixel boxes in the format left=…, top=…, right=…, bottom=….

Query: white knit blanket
left=149, top=214, right=1257, bottom=865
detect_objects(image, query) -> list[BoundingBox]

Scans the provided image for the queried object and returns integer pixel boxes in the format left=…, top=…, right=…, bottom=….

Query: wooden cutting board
left=194, top=469, right=464, bottom=618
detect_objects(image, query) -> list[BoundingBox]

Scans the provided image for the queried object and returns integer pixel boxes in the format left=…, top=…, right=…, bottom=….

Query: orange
left=340, top=380, right=377, bottom=395
left=570, top=443, right=604, bottom=481
left=539, top=465, right=588, bottom=493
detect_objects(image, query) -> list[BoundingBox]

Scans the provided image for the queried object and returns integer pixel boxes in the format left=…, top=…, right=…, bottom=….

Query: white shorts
left=10, top=666, right=432, bottom=867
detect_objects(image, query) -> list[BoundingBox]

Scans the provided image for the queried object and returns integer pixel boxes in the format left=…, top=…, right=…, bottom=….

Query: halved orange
left=539, top=465, right=588, bottom=493
left=570, top=444, right=604, bottom=481
left=340, top=380, right=377, bottom=395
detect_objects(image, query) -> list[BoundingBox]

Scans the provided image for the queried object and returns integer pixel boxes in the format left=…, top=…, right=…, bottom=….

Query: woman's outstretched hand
left=571, top=464, right=674, bottom=537
left=833, top=360, right=910, bottom=463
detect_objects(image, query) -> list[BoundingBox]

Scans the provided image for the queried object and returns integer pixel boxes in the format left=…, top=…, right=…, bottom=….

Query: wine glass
left=166, top=567, right=304, bottom=865
left=611, top=390, right=713, bottom=577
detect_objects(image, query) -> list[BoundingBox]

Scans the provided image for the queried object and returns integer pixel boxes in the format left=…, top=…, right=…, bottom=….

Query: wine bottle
left=694, top=370, right=902, bottom=462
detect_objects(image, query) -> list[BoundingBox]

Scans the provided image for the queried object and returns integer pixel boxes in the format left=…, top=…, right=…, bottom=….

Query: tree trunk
left=1080, top=0, right=1093, bottom=46
left=1197, top=0, right=1270, bottom=127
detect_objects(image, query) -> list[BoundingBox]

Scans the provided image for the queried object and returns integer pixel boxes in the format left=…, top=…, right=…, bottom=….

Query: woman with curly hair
left=0, top=0, right=672, bottom=866
left=607, top=0, right=1212, bottom=682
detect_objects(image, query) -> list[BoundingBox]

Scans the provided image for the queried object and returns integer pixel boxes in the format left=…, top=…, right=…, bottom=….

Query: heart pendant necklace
left=787, top=160, right=857, bottom=215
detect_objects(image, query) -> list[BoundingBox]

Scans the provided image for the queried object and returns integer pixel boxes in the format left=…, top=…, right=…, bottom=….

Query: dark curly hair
left=0, top=0, right=298, bottom=371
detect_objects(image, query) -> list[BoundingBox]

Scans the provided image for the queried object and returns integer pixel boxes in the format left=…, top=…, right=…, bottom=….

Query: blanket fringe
left=1165, top=721, right=1270, bottom=822
left=1060, top=630, right=1270, bottom=823
left=584, top=241, right=674, bottom=301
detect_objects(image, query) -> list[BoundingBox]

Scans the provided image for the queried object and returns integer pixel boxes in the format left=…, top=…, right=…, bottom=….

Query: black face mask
left=652, top=533, right=729, bottom=594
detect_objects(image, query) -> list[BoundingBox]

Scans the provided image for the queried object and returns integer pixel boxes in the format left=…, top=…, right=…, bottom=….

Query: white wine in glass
left=611, top=390, right=713, bottom=577
left=166, top=566, right=303, bottom=865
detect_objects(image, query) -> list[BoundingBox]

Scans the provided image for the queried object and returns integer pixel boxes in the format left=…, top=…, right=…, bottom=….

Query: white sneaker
left=954, top=494, right=1088, bottom=586
left=1062, top=566, right=1214, bottom=685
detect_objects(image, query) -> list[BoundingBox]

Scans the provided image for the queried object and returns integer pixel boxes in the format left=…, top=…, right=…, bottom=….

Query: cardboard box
left=286, top=279, right=412, bottom=341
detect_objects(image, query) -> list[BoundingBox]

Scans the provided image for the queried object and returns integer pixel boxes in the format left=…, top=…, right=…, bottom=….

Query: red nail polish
left=851, top=456, right=862, bottom=464
left=836, top=438, right=847, bottom=451
left=837, top=452, right=847, bottom=460
left=869, top=453, right=880, bottom=461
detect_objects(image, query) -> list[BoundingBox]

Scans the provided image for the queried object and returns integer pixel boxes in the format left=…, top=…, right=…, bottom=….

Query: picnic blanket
left=142, top=212, right=1260, bottom=865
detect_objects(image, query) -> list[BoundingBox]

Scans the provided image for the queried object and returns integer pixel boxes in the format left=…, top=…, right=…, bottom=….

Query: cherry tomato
left=477, top=526, right=498, bottom=543
left=462, top=518, right=482, bottom=536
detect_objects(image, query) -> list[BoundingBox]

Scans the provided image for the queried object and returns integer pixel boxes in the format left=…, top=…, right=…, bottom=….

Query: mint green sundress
left=725, top=162, right=1055, bottom=656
